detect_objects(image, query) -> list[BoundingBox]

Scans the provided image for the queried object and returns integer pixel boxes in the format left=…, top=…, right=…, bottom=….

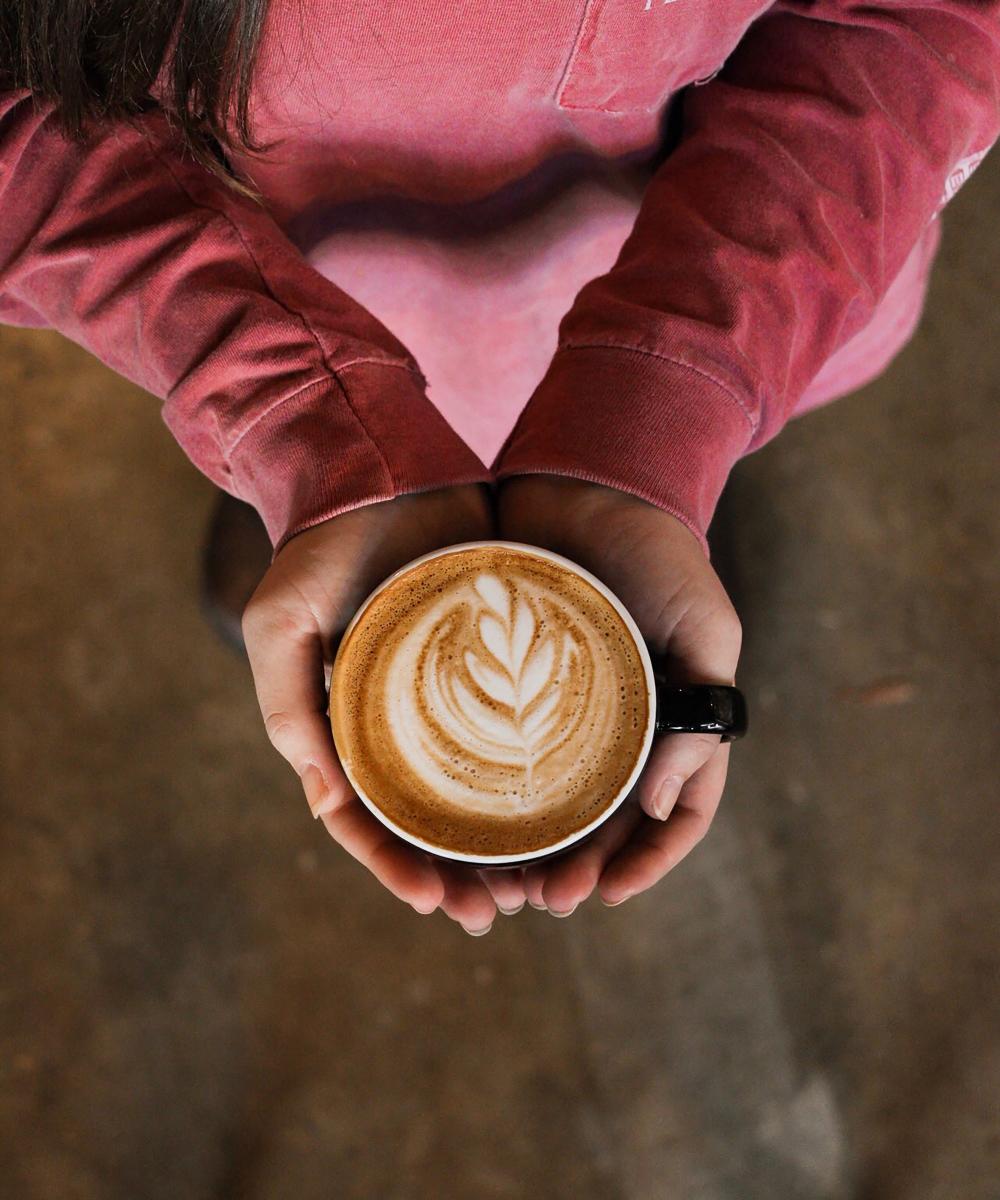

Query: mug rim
left=329, top=540, right=656, bottom=867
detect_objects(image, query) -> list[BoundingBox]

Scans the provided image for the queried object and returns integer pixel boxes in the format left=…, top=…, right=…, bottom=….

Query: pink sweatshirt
left=1, top=2, right=997, bottom=554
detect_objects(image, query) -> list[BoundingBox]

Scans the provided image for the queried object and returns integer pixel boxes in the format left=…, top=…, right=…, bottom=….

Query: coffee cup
left=329, top=541, right=746, bottom=869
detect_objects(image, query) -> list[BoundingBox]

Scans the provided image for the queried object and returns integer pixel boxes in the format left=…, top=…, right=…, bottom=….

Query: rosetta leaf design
left=463, top=649, right=516, bottom=708
left=521, top=683, right=561, bottom=742
left=449, top=574, right=573, bottom=801
left=510, top=599, right=534, bottom=677
left=473, top=573, right=510, bottom=624
left=519, top=637, right=554, bottom=710
left=478, top=613, right=509, bottom=666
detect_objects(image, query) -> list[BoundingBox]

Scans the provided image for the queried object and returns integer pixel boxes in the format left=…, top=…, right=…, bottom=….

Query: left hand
left=242, top=485, right=519, bottom=934
left=496, top=476, right=743, bottom=914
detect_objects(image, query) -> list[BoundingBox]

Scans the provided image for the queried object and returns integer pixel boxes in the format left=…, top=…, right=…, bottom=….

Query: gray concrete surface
left=2, top=153, right=999, bottom=1198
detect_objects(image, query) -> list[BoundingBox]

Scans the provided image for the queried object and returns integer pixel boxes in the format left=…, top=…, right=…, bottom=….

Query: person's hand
left=242, top=486, right=526, bottom=933
left=497, top=476, right=742, bottom=914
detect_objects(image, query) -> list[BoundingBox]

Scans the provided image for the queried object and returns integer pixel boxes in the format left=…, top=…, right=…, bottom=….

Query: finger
left=523, top=797, right=645, bottom=914
left=637, top=731, right=722, bottom=822
left=599, top=744, right=730, bottom=904
left=522, top=869, right=547, bottom=911
left=477, top=868, right=528, bottom=915
left=320, top=798, right=445, bottom=914
left=435, top=861, right=499, bottom=934
left=638, top=586, right=740, bottom=823
left=242, top=602, right=342, bottom=816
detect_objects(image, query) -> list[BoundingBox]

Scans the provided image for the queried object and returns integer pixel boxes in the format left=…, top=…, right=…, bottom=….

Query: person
left=2, top=2, right=996, bottom=937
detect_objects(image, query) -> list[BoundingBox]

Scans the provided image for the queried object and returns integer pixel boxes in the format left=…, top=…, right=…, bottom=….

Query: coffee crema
left=330, top=546, right=650, bottom=858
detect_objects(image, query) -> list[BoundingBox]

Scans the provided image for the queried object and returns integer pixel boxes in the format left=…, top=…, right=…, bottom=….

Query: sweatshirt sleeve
left=494, top=1, right=1000, bottom=552
left=0, top=93, right=489, bottom=552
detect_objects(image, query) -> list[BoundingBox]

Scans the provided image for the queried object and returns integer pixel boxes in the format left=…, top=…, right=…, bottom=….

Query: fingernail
left=462, top=923, right=493, bottom=937
left=602, top=893, right=632, bottom=907
left=527, top=901, right=547, bottom=911
left=654, top=776, right=683, bottom=820
left=548, top=905, right=578, bottom=918
left=411, top=900, right=439, bottom=916
left=498, top=903, right=525, bottom=916
left=300, top=763, right=336, bottom=818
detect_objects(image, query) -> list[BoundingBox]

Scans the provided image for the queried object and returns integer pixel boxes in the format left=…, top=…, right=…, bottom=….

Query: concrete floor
left=2, top=150, right=999, bottom=1198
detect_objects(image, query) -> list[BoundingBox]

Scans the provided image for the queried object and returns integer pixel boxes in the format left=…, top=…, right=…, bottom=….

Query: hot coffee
left=330, top=544, right=651, bottom=859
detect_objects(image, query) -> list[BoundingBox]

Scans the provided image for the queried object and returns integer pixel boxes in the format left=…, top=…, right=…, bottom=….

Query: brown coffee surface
left=330, top=546, right=650, bottom=857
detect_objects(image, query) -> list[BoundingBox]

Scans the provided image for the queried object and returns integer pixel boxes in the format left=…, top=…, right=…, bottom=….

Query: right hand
left=241, top=486, right=524, bottom=932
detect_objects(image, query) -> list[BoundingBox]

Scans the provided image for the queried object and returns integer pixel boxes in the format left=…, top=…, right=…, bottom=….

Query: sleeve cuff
left=493, top=345, right=755, bottom=555
left=227, top=362, right=491, bottom=554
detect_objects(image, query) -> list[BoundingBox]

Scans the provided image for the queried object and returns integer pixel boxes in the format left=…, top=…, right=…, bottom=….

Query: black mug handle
left=652, top=670, right=749, bottom=743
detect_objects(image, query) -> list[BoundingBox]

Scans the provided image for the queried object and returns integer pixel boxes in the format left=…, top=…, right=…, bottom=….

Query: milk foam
left=384, top=570, right=614, bottom=815
left=331, top=547, right=650, bottom=857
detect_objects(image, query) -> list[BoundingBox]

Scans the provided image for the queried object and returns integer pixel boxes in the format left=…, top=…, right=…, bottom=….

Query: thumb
left=242, top=599, right=349, bottom=819
left=638, top=595, right=742, bottom=822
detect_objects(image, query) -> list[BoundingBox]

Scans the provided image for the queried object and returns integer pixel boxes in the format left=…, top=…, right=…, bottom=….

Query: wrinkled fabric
left=1, top=1, right=997, bottom=552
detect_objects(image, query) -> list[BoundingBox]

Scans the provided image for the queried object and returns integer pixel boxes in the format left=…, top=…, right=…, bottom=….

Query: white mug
left=328, top=541, right=746, bottom=869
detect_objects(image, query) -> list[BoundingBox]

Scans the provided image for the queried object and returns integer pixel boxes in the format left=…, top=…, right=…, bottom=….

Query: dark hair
left=0, top=1, right=272, bottom=198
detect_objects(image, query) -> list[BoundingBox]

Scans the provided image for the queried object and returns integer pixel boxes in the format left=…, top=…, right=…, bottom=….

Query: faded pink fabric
left=1, top=2, right=997, bottom=554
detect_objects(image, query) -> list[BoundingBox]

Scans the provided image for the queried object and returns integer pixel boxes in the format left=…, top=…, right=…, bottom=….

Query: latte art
left=331, top=546, right=651, bottom=859
left=389, top=571, right=606, bottom=814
